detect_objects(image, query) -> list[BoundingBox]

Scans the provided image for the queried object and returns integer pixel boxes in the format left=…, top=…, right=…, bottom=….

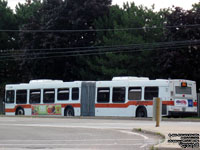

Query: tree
left=0, top=0, right=19, bottom=105
left=15, top=0, right=42, bottom=27
left=0, top=0, right=17, bottom=50
left=0, top=0, right=19, bottom=84
left=18, top=0, right=111, bottom=81
left=89, top=3, right=167, bottom=80
left=157, top=4, right=200, bottom=89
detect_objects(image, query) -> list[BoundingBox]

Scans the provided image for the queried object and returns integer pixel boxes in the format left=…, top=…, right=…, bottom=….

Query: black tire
left=136, top=107, right=147, bottom=117
left=64, top=107, right=74, bottom=116
left=16, top=107, right=24, bottom=115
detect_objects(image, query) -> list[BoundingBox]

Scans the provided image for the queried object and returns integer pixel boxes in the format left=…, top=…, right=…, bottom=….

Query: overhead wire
left=0, top=45, right=196, bottom=61
left=0, top=40, right=199, bottom=61
left=0, top=24, right=200, bottom=33
left=0, top=40, right=199, bottom=57
left=0, top=23, right=199, bottom=61
left=1, top=39, right=200, bottom=55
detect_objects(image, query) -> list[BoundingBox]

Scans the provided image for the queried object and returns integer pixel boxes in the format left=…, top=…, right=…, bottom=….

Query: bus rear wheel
left=136, top=107, right=147, bottom=117
left=16, top=107, right=24, bottom=115
left=64, top=107, right=74, bottom=116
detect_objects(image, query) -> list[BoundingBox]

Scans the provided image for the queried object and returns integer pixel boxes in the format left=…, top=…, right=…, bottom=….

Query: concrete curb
left=133, top=128, right=166, bottom=150
left=133, top=128, right=165, bottom=139
left=132, top=128, right=200, bottom=150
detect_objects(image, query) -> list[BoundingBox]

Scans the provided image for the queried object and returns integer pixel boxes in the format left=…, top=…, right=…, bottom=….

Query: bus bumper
left=168, top=111, right=197, bottom=117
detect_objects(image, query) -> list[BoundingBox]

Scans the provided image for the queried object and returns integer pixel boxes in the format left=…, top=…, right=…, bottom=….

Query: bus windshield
left=175, top=86, right=192, bottom=95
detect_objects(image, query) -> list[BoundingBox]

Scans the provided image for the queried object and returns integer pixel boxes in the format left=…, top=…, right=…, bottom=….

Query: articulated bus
left=5, top=77, right=197, bottom=117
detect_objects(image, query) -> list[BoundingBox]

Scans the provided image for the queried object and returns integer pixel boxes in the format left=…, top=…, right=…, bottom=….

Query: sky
left=7, top=0, right=200, bottom=11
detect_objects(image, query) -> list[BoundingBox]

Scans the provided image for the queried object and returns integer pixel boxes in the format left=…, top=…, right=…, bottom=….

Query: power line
left=1, top=45, right=194, bottom=61
left=0, top=42, right=198, bottom=61
left=0, top=24, right=200, bottom=33
left=0, top=39, right=199, bottom=58
left=1, top=39, right=200, bottom=54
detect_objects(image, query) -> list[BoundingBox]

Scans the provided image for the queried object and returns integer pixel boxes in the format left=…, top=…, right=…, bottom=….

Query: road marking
left=0, top=139, right=145, bottom=142
left=140, top=143, right=148, bottom=148
left=119, top=130, right=149, bottom=140
left=0, top=123, right=135, bottom=130
left=0, top=143, right=143, bottom=146
left=119, top=130, right=150, bottom=148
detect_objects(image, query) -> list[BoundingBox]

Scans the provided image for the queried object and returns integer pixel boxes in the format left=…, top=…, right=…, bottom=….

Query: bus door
left=81, top=82, right=96, bottom=116
left=5, top=90, right=15, bottom=115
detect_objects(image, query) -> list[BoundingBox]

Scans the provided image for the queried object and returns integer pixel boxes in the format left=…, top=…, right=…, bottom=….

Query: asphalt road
left=0, top=117, right=161, bottom=150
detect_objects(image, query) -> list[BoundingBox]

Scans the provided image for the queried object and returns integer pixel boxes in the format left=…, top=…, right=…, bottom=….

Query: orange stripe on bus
left=96, top=101, right=174, bottom=108
left=6, top=104, right=81, bottom=113
left=61, top=104, right=81, bottom=108
left=4, top=101, right=180, bottom=112
left=5, top=104, right=32, bottom=113
left=17, top=104, right=32, bottom=108
left=5, top=109, right=15, bottom=113
left=162, top=101, right=174, bottom=105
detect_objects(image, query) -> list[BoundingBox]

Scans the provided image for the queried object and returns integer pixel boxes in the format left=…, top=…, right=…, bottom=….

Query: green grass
left=163, top=116, right=200, bottom=119
left=184, top=117, right=200, bottom=119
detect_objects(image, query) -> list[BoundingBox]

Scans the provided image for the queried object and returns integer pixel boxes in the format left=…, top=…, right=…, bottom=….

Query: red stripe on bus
left=17, top=104, right=32, bottom=108
left=5, top=101, right=176, bottom=112
left=6, top=104, right=81, bottom=113
left=5, top=108, right=15, bottom=113
left=61, top=104, right=81, bottom=108
left=96, top=100, right=174, bottom=108
left=194, top=102, right=197, bottom=106
left=5, top=104, right=32, bottom=113
left=162, top=101, right=174, bottom=105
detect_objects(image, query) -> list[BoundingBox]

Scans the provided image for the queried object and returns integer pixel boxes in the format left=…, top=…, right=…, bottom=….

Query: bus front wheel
left=136, top=107, right=147, bottom=117
left=16, top=107, right=24, bottom=115
left=64, top=107, right=74, bottom=116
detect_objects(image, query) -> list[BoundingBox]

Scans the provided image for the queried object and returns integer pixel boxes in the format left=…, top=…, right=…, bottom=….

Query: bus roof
left=6, top=80, right=82, bottom=90
left=5, top=77, right=196, bottom=90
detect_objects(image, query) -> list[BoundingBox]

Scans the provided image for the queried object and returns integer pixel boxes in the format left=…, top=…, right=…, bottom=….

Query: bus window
left=57, top=88, right=69, bottom=101
left=175, top=86, right=191, bottom=95
left=128, top=87, right=142, bottom=100
left=16, top=90, right=27, bottom=104
left=5, top=90, right=14, bottom=103
left=112, top=87, right=125, bottom=103
left=72, top=88, right=79, bottom=100
left=97, top=88, right=110, bottom=103
left=30, top=89, right=41, bottom=104
left=43, top=89, right=55, bottom=103
left=144, top=87, right=158, bottom=100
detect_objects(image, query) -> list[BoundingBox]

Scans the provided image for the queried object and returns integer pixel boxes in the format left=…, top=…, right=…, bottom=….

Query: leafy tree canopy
left=18, top=0, right=111, bottom=81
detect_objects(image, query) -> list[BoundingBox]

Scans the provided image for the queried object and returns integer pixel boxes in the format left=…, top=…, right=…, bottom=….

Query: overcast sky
left=7, top=0, right=200, bottom=10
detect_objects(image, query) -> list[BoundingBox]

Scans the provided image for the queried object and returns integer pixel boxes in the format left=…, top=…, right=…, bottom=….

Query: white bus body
left=5, top=80, right=82, bottom=116
left=5, top=77, right=197, bottom=117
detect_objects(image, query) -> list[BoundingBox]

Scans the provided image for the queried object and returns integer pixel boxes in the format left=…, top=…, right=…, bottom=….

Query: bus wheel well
left=64, top=105, right=74, bottom=116
left=15, top=106, right=25, bottom=115
left=136, top=106, right=147, bottom=117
